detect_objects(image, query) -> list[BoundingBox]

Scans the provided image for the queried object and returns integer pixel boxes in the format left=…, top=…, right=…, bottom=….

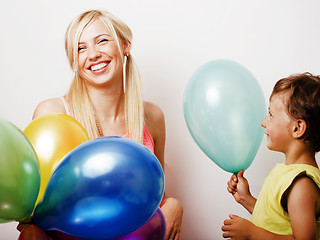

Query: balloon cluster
left=2, top=58, right=265, bottom=239
left=0, top=114, right=165, bottom=240
left=184, top=59, right=266, bottom=173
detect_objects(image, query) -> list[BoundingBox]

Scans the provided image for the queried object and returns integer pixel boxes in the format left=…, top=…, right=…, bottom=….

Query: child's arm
left=285, top=175, right=320, bottom=239
left=222, top=175, right=320, bottom=240
left=227, top=170, right=256, bottom=213
left=222, top=214, right=294, bottom=240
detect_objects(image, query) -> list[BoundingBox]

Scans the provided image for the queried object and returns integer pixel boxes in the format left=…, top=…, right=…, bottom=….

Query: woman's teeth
left=91, top=63, right=107, bottom=71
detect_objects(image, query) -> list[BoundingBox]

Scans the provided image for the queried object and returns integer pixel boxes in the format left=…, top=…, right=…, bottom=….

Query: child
left=222, top=72, right=320, bottom=239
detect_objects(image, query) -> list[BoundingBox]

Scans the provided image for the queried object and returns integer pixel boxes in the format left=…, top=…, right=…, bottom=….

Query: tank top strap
left=60, top=97, right=71, bottom=116
left=122, top=124, right=155, bottom=153
left=142, top=124, right=155, bottom=153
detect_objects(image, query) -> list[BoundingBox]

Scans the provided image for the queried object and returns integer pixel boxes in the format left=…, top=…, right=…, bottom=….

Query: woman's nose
left=88, top=46, right=101, bottom=60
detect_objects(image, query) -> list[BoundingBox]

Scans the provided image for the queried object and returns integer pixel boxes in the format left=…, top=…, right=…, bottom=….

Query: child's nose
left=261, top=116, right=267, bottom=128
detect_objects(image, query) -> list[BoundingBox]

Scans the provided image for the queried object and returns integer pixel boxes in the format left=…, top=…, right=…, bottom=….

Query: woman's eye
left=78, top=46, right=86, bottom=52
left=98, top=39, right=108, bottom=44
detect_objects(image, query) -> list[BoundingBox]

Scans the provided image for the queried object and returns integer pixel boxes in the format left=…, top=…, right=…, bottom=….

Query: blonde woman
left=32, top=10, right=183, bottom=240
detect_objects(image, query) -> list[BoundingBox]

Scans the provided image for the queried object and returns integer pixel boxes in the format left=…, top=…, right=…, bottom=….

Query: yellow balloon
left=24, top=113, right=89, bottom=205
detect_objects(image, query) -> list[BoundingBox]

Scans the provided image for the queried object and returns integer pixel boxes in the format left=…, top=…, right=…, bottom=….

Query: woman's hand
left=160, top=197, right=183, bottom=240
left=16, top=218, right=33, bottom=232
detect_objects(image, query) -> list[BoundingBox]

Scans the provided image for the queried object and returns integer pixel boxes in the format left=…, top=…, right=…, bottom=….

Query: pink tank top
left=60, top=97, right=155, bottom=153
left=122, top=127, right=155, bottom=153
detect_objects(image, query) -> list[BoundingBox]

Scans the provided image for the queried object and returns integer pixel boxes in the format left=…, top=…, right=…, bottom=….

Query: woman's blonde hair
left=64, top=10, right=144, bottom=142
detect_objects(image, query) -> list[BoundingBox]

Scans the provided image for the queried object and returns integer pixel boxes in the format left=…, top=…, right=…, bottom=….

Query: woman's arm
left=33, top=98, right=66, bottom=120
left=144, top=101, right=183, bottom=240
left=17, top=97, right=67, bottom=232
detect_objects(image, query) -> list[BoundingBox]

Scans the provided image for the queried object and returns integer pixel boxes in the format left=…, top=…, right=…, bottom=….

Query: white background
left=1, top=0, right=320, bottom=239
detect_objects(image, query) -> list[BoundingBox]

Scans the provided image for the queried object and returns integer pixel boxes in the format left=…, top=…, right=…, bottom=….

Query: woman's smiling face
left=77, top=19, right=125, bottom=87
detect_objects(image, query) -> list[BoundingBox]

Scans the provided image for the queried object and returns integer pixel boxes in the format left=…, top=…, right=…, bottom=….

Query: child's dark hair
left=271, top=72, right=320, bottom=152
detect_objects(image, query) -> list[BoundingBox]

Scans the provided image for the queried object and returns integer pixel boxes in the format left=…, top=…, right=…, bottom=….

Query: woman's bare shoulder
left=144, top=101, right=165, bottom=125
left=144, top=101, right=166, bottom=140
left=33, top=97, right=66, bottom=119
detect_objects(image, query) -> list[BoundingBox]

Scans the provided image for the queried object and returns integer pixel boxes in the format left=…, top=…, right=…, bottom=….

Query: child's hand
left=227, top=172, right=240, bottom=197
left=227, top=170, right=256, bottom=213
left=221, top=214, right=254, bottom=240
left=227, top=170, right=249, bottom=203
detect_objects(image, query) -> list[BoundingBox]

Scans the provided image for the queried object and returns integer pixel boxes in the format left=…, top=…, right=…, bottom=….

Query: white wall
left=1, top=0, right=320, bottom=239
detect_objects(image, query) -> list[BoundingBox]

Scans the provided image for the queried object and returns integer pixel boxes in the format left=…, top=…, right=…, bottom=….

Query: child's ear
left=292, top=119, right=306, bottom=138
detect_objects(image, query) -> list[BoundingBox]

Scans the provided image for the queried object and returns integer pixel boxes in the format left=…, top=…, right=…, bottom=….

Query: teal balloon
left=0, top=117, right=40, bottom=222
left=183, top=59, right=266, bottom=173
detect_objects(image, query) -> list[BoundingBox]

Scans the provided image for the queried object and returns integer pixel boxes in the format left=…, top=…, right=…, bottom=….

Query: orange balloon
left=24, top=114, right=89, bottom=205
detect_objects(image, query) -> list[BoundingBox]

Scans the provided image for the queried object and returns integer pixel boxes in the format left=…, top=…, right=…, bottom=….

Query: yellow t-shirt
left=250, top=163, right=320, bottom=236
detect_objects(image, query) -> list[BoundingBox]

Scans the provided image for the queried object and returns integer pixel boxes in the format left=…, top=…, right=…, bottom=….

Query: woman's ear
left=123, top=40, right=131, bottom=56
left=292, top=119, right=307, bottom=138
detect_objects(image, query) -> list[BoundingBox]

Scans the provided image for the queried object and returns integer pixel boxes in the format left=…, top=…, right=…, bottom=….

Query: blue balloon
left=33, top=137, right=164, bottom=240
left=183, top=59, right=266, bottom=173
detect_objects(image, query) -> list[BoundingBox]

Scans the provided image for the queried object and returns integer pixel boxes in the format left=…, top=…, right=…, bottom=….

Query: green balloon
left=0, top=218, right=9, bottom=223
left=183, top=59, right=266, bottom=173
left=0, top=117, right=40, bottom=222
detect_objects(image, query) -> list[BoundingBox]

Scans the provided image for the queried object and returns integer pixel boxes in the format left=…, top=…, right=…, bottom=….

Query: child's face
left=261, top=93, right=296, bottom=153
